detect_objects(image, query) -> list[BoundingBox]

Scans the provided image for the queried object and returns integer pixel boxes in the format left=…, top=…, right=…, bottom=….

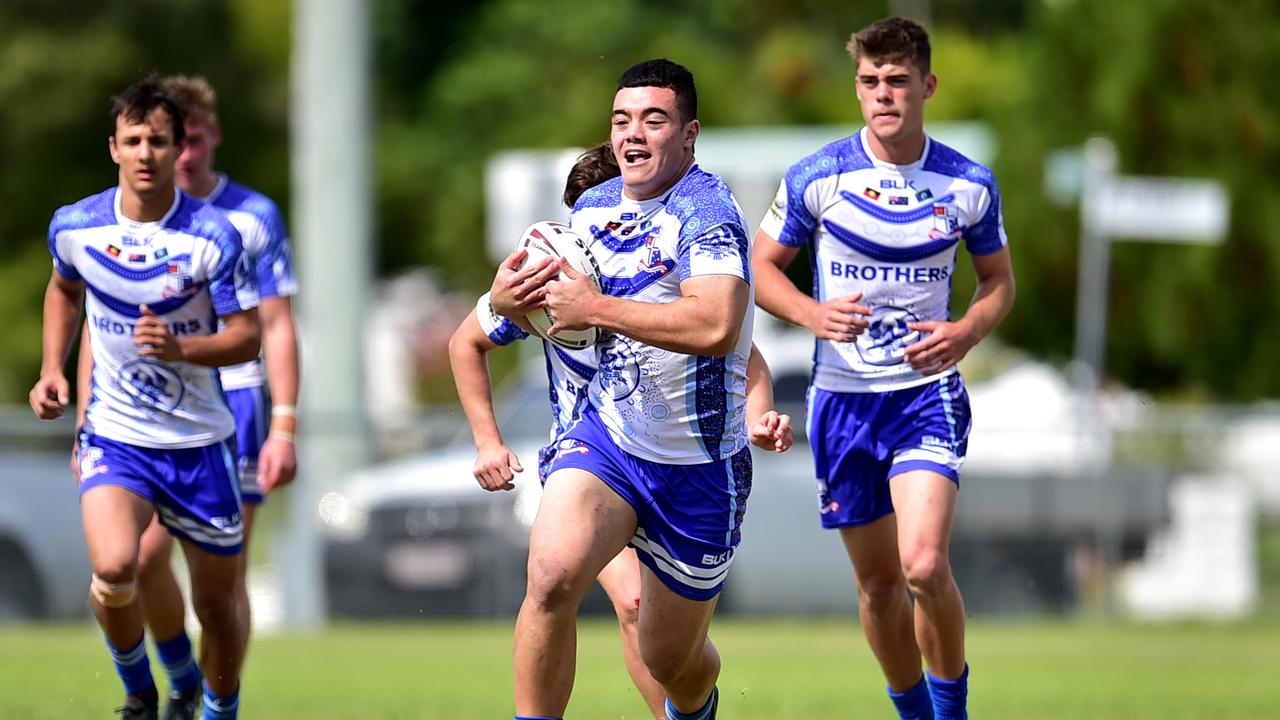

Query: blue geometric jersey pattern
left=759, top=127, right=1008, bottom=393
left=48, top=187, right=256, bottom=448
left=474, top=292, right=596, bottom=454
left=569, top=164, right=754, bottom=465
left=204, top=175, right=298, bottom=391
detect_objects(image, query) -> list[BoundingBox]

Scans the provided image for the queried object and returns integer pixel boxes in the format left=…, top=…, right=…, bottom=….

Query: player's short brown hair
left=162, top=75, right=218, bottom=126
left=563, top=142, right=621, bottom=208
left=848, top=16, right=931, bottom=77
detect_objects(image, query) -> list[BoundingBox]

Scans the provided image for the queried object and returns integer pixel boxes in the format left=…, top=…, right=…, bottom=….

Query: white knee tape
left=90, top=573, right=137, bottom=608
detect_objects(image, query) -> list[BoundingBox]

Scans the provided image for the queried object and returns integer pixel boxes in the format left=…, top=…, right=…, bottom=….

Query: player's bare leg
left=636, top=566, right=720, bottom=716
left=180, top=542, right=245, bottom=697
left=595, top=548, right=665, bottom=719
left=237, top=502, right=259, bottom=654
left=82, top=485, right=160, bottom=713
left=839, top=515, right=924, bottom=691
left=514, top=468, right=637, bottom=717
left=890, top=470, right=966, bottom=679
left=138, top=516, right=186, bottom=640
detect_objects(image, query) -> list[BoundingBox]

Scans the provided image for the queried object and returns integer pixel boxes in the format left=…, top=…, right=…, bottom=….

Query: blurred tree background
left=1, top=0, right=1276, bottom=403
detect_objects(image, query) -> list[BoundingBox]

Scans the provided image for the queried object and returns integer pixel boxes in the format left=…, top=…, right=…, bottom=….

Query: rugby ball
left=516, top=221, right=603, bottom=350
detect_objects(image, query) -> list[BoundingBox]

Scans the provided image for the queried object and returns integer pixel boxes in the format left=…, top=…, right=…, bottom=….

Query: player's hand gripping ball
left=516, top=221, right=602, bottom=350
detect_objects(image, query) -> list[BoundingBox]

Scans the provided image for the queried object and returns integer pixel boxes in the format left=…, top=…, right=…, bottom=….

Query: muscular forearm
left=745, top=344, right=775, bottom=427
left=262, top=299, right=300, bottom=434
left=41, top=278, right=84, bottom=376
left=752, top=260, right=818, bottom=328
left=177, top=311, right=261, bottom=367
left=448, top=334, right=504, bottom=450
left=583, top=280, right=748, bottom=357
left=957, top=273, right=1015, bottom=344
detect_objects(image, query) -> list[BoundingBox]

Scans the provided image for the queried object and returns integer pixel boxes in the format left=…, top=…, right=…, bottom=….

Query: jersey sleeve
left=677, top=222, right=750, bottom=282
left=207, top=224, right=257, bottom=316
left=254, top=203, right=298, bottom=298
left=964, top=181, right=1008, bottom=255
left=758, top=174, right=817, bottom=248
left=475, top=292, right=529, bottom=347
left=47, top=210, right=81, bottom=280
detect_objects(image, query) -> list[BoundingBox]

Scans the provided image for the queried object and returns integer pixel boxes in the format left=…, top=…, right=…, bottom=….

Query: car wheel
left=0, top=540, right=44, bottom=621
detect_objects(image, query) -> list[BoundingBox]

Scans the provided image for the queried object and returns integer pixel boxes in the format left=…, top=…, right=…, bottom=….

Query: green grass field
left=1, top=617, right=1278, bottom=719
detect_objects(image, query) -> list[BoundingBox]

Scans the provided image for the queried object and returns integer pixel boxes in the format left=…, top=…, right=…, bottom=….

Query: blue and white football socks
left=889, top=675, right=935, bottom=719
left=202, top=680, right=240, bottom=719
left=106, top=634, right=154, bottom=696
left=928, top=664, right=969, bottom=720
left=155, top=631, right=202, bottom=693
left=665, top=686, right=718, bottom=720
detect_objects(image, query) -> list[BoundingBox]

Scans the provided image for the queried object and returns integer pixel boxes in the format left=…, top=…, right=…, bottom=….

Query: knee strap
left=90, top=573, right=137, bottom=608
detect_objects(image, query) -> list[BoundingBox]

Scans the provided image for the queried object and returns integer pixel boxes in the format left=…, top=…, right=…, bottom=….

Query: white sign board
left=1090, top=176, right=1229, bottom=244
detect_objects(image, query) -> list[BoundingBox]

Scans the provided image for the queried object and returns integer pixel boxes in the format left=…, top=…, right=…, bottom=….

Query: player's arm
left=258, top=295, right=300, bottom=492
left=134, top=306, right=261, bottom=367
left=905, top=246, right=1015, bottom=374
left=753, top=230, right=869, bottom=342
left=29, top=271, right=84, bottom=420
left=745, top=343, right=793, bottom=453
left=549, top=267, right=748, bottom=356
left=448, top=309, right=523, bottom=491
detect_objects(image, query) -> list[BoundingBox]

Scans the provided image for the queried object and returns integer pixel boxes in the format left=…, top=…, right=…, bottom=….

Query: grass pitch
left=1, top=617, right=1277, bottom=718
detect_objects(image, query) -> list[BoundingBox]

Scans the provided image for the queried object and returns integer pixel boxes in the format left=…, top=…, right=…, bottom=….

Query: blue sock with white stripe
left=202, top=680, right=240, bottom=719
left=106, top=634, right=155, bottom=696
left=155, top=631, right=202, bottom=693
left=889, top=675, right=935, bottom=719
left=928, top=664, right=969, bottom=720
left=665, top=686, right=718, bottom=720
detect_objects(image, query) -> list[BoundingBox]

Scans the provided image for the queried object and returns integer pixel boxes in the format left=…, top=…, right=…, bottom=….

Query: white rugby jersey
left=203, top=175, right=297, bottom=391
left=759, top=127, right=1008, bottom=393
left=48, top=187, right=257, bottom=448
left=570, top=164, right=754, bottom=465
left=474, top=292, right=596, bottom=445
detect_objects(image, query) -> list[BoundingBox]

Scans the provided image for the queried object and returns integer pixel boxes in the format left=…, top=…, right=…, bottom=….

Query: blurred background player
left=73, top=75, right=300, bottom=720
left=449, top=142, right=793, bottom=720
left=31, top=77, right=260, bottom=720
left=751, top=17, right=1016, bottom=720
left=489, top=59, right=755, bottom=720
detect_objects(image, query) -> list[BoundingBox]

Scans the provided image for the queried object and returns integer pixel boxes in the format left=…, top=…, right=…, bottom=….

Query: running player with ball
left=450, top=140, right=791, bottom=720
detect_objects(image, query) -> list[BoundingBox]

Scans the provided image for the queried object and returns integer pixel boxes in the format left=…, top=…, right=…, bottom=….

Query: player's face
left=109, top=108, right=179, bottom=198
left=854, top=57, right=935, bottom=148
left=612, top=86, right=699, bottom=201
left=176, top=117, right=221, bottom=193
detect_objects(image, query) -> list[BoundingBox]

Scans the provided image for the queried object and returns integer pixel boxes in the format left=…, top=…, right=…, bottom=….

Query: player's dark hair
left=848, top=16, right=931, bottom=77
left=111, top=74, right=186, bottom=145
left=563, top=142, right=621, bottom=208
left=617, top=59, right=698, bottom=123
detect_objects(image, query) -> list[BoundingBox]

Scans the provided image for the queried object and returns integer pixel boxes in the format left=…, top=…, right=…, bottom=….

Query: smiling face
left=109, top=107, right=179, bottom=201
left=611, top=86, right=699, bottom=201
left=854, top=56, right=935, bottom=162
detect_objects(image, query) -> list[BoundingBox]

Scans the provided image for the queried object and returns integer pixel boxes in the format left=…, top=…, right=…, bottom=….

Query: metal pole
left=1072, top=136, right=1117, bottom=423
left=283, top=0, right=373, bottom=629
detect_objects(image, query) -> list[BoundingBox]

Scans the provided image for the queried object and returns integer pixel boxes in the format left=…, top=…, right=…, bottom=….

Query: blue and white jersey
left=570, top=164, right=754, bottom=465
left=759, top=127, right=1008, bottom=393
left=49, top=187, right=256, bottom=449
left=203, top=175, right=297, bottom=391
left=474, top=292, right=596, bottom=446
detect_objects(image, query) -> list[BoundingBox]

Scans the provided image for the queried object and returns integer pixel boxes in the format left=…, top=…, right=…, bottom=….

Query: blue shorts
left=806, top=373, right=971, bottom=529
left=78, top=433, right=244, bottom=555
left=225, top=386, right=269, bottom=504
left=548, top=408, right=752, bottom=602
